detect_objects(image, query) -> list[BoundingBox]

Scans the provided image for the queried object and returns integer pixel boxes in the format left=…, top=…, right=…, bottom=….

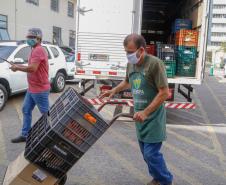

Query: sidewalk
left=206, top=67, right=226, bottom=83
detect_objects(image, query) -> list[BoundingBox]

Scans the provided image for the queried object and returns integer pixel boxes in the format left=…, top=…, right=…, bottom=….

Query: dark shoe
left=11, top=136, right=26, bottom=143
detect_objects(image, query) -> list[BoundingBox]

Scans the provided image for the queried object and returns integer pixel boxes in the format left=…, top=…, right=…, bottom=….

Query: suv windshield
left=0, top=46, right=17, bottom=63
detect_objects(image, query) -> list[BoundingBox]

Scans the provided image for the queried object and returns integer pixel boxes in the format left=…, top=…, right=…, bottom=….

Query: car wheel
left=0, top=84, right=8, bottom=111
left=52, top=72, right=66, bottom=93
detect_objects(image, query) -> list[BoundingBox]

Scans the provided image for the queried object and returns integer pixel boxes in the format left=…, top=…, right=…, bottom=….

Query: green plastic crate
left=163, top=60, right=176, bottom=78
left=176, top=61, right=196, bottom=77
left=176, top=46, right=197, bottom=62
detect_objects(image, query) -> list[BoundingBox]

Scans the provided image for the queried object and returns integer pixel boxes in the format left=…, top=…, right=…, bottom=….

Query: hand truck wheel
left=56, top=175, right=67, bottom=185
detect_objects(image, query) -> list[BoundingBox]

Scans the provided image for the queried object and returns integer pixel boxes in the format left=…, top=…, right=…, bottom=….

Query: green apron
left=128, top=65, right=166, bottom=143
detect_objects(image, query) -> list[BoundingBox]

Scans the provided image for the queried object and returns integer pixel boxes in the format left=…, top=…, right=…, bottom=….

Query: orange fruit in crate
left=84, top=113, right=97, bottom=124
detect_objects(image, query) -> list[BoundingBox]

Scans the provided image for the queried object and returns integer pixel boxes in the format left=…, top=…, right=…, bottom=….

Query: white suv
left=0, top=41, right=75, bottom=111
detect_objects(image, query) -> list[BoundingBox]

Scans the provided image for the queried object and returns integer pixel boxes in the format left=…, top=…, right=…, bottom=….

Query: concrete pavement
left=0, top=74, right=226, bottom=185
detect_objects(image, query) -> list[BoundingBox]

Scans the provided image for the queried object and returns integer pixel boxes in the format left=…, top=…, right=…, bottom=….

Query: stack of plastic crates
left=24, top=87, right=109, bottom=179
left=175, top=29, right=198, bottom=77
left=176, top=46, right=197, bottom=77
left=172, top=19, right=192, bottom=33
left=157, top=44, right=176, bottom=78
left=175, top=30, right=198, bottom=47
left=146, top=44, right=156, bottom=56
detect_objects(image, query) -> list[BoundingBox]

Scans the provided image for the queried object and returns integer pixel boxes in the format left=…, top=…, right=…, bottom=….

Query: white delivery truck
left=74, top=0, right=210, bottom=108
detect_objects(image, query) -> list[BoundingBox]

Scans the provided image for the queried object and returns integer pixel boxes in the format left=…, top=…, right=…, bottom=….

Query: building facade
left=207, top=0, right=226, bottom=66
left=0, top=0, right=76, bottom=48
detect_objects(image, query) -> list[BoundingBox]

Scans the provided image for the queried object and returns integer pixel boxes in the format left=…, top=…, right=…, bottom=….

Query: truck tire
left=52, top=72, right=66, bottom=93
left=0, top=84, right=8, bottom=111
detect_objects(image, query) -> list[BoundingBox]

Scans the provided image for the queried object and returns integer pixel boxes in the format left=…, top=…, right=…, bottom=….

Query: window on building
left=68, top=1, right=74, bottom=18
left=69, top=30, right=75, bottom=48
left=0, top=15, right=10, bottom=40
left=26, top=0, right=39, bottom=6
left=211, top=32, right=226, bottom=37
left=50, top=47, right=60, bottom=58
left=53, top=26, right=62, bottom=46
left=213, top=5, right=226, bottom=9
left=212, top=23, right=226, bottom=28
left=211, top=42, right=222, bottom=46
left=14, top=47, right=32, bottom=63
left=51, top=0, right=59, bottom=12
left=212, top=14, right=226, bottom=18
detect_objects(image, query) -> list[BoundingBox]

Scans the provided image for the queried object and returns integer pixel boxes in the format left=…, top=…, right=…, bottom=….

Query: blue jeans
left=22, top=90, right=49, bottom=137
left=139, top=141, right=173, bottom=185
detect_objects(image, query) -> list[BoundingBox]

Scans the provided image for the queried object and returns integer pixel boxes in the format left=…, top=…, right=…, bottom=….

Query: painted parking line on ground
left=178, top=109, right=204, bottom=120
left=166, top=121, right=210, bottom=139
left=102, top=99, right=223, bottom=173
left=117, top=123, right=226, bottom=180
left=67, top=175, right=108, bottom=185
left=165, top=143, right=226, bottom=180
left=0, top=120, right=8, bottom=166
left=204, top=81, right=226, bottom=117
left=194, top=91, right=226, bottom=175
left=11, top=99, right=23, bottom=124
left=108, top=127, right=204, bottom=185
left=166, top=111, right=203, bottom=125
left=97, top=140, right=150, bottom=184
left=167, top=129, right=215, bottom=154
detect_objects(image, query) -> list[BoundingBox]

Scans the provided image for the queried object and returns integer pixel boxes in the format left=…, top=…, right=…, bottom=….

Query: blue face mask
left=126, top=50, right=140, bottom=64
left=27, top=39, right=37, bottom=47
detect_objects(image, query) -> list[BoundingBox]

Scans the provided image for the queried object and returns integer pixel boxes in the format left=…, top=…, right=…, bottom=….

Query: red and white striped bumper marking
left=86, top=98, right=196, bottom=109
left=165, top=102, right=196, bottom=109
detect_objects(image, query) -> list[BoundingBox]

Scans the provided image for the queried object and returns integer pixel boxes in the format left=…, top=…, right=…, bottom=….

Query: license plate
left=88, top=54, right=109, bottom=61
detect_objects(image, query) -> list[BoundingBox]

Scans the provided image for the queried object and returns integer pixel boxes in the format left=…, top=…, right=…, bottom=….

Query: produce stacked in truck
left=157, top=44, right=176, bottom=78
left=172, top=19, right=198, bottom=77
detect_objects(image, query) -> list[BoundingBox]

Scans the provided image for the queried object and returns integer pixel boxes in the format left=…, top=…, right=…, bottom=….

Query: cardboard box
left=3, top=152, right=58, bottom=185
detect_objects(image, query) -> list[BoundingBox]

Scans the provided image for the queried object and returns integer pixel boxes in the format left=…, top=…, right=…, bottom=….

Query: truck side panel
left=75, top=0, right=134, bottom=79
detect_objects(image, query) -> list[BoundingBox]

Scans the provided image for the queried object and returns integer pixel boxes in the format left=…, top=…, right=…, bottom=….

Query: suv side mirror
left=14, top=58, right=25, bottom=64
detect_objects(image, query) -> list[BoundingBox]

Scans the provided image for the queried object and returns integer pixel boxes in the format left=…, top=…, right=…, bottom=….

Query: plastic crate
left=25, top=116, right=83, bottom=178
left=157, top=44, right=175, bottom=61
left=146, top=44, right=156, bottom=56
left=163, top=60, right=176, bottom=78
left=175, top=30, right=199, bottom=47
left=172, top=19, right=192, bottom=33
left=177, top=61, right=196, bottom=77
left=25, top=87, right=109, bottom=178
left=176, top=46, right=197, bottom=62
